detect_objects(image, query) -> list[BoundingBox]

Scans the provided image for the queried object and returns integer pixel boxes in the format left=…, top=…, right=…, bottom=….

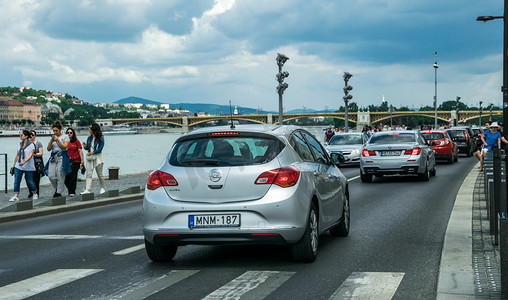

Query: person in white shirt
left=9, top=130, right=38, bottom=202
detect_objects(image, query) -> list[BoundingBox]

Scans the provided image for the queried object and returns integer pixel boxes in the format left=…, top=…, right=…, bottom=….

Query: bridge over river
left=112, top=110, right=500, bottom=132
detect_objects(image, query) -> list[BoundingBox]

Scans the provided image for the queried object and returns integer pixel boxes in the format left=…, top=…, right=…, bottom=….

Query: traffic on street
left=0, top=144, right=477, bottom=299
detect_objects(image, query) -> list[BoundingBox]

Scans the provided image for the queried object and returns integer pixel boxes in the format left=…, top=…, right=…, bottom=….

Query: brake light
left=465, top=131, right=469, bottom=142
left=255, top=166, right=300, bottom=188
left=404, top=148, right=421, bottom=155
left=439, top=140, right=449, bottom=146
left=211, top=132, right=240, bottom=136
left=362, top=149, right=376, bottom=157
left=147, top=170, right=178, bottom=190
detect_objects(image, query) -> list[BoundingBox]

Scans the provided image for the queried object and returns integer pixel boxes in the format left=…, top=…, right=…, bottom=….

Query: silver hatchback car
left=142, top=124, right=350, bottom=262
left=359, top=130, right=436, bottom=182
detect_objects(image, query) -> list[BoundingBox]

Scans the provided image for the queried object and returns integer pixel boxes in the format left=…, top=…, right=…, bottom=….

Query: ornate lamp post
left=434, top=58, right=439, bottom=129
left=343, top=72, right=353, bottom=132
left=454, top=96, right=461, bottom=126
left=479, top=101, right=483, bottom=126
left=276, top=53, right=289, bottom=125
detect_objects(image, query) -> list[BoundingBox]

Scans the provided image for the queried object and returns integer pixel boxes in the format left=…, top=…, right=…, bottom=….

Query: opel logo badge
left=209, top=169, right=222, bottom=182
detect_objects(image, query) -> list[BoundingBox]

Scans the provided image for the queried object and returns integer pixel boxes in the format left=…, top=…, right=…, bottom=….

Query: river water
left=0, top=127, right=325, bottom=190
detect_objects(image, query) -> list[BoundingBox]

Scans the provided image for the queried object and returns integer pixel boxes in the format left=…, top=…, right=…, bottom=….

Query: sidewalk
left=0, top=171, right=150, bottom=223
left=437, top=162, right=502, bottom=299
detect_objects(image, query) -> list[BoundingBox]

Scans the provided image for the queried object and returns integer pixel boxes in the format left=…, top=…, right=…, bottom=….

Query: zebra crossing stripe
left=329, top=272, right=404, bottom=300
left=203, top=270, right=295, bottom=300
left=112, top=243, right=145, bottom=255
left=110, top=270, right=199, bottom=300
left=0, top=269, right=103, bottom=300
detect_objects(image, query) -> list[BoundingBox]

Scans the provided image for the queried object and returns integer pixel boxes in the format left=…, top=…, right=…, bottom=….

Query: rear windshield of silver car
left=169, top=135, right=284, bottom=166
left=369, top=133, right=416, bottom=143
left=329, top=134, right=363, bottom=145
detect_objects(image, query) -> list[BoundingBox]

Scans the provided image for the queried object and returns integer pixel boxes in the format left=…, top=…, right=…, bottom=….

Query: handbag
left=34, top=156, right=45, bottom=176
left=86, top=154, right=96, bottom=161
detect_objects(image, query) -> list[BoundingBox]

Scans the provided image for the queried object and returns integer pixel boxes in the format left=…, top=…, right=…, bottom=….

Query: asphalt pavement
left=0, top=164, right=502, bottom=299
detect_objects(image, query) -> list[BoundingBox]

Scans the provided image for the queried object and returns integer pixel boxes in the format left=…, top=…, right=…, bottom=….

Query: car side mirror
left=331, top=152, right=345, bottom=165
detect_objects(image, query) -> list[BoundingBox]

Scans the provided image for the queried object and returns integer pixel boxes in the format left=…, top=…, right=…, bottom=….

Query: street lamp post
left=479, top=101, right=483, bottom=126
left=434, top=60, right=439, bottom=129
left=389, top=104, right=393, bottom=129
left=276, top=53, right=289, bottom=125
left=477, top=2, right=508, bottom=141
left=454, top=96, right=461, bottom=126
left=343, top=72, right=353, bottom=132
left=490, top=103, right=494, bottom=121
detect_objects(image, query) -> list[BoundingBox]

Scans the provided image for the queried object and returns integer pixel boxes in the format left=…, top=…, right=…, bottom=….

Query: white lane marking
left=0, top=269, right=103, bottom=300
left=203, top=270, right=295, bottom=300
left=329, top=272, right=404, bottom=300
left=348, top=175, right=360, bottom=182
left=0, top=235, right=144, bottom=240
left=112, top=243, right=145, bottom=255
left=107, top=270, right=199, bottom=300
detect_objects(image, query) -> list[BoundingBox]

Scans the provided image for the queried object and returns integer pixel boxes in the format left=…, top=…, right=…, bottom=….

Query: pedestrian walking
left=476, top=121, right=501, bottom=172
left=26, top=130, right=44, bottom=199
left=81, top=123, right=106, bottom=195
left=46, top=120, right=71, bottom=198
left=64, top=127, right=84, bottom=197
left=9, top=130, right=38, bottom=202
left=324, top=126, right=335, bottom=143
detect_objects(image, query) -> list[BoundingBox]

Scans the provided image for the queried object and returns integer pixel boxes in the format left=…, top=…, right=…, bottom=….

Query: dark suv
left=446, top=126, right=475, bottom=157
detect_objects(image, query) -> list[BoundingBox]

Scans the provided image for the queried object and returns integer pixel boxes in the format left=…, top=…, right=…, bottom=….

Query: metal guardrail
left=483, top=149, right=508, bottom=298
left=0, top=154, right=6, bottom=193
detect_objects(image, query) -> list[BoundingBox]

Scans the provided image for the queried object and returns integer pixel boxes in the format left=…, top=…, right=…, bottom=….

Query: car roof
left=373, top=130, right=418, bottom=135
left=181, top=124, right=307, bottom=140
left=421, top=130, right=447, bottom=133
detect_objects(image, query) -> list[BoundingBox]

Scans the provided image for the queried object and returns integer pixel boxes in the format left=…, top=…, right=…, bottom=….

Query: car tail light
left=255, top=166, right=300, bottom=188
left=439, top=140, right=449, bottom=146
left=465, top=131, right=469, bottom=142
left=362, top=149, right=376, bottom=157
left=211, top=132, right=240, bottom=136
left=404, top=148, right=421, bottom=155
left=147, top=170, right=178, bottom=190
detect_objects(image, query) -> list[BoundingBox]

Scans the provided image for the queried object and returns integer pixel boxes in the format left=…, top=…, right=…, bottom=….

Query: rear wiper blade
left=181, top=159, right=219, bottom=165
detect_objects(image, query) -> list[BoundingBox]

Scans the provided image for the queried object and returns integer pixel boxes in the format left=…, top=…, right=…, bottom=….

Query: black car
left=471, top=127, right=484, bottom=151
left=446, top=126, right=475, bottom=157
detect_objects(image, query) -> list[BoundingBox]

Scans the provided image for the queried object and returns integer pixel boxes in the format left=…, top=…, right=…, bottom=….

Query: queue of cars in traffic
left=143, top=124, right=481, bottom=263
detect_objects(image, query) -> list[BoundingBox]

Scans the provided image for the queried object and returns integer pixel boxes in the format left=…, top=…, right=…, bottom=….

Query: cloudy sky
left=0, top=0, right=504, bottom=111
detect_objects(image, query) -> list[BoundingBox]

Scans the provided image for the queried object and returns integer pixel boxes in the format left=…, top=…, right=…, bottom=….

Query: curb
left=0, top=192, right=144, bottom=224
left=435, top=162, right=479, bottom=299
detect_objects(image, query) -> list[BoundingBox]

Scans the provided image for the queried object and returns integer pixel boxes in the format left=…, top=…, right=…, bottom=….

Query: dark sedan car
left=446, top=126, right=475, bottom=157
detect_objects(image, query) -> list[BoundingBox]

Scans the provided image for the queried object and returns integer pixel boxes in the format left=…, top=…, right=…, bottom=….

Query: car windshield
left=421, top=133, right=444, bottom=140
left=369, top=133, right=415, bottom=144
left=329, top=135, right=363, bottom=145
left=169, top=136, right=283, bottom=166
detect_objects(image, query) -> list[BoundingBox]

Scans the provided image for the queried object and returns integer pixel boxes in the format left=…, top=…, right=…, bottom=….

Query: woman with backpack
left=26, top=130, right=44, bottom=199
left=9, top=130, right=38, bottom=202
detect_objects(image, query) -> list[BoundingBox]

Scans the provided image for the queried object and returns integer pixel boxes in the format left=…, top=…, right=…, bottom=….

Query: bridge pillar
left=267, top=114, right=273, bottom=124
left=450, top=111, right=457, bottom=126
left=356, top=111, right=370, bottom=132
left=182, top=116, right=189, bottom=133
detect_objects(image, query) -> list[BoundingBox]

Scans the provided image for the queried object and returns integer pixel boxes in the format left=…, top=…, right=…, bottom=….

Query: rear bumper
left=435, top=153, right=452, bottom=160
left=153, top=232, right=288, bottom=246
left=362, top=166, right=420, bottom=175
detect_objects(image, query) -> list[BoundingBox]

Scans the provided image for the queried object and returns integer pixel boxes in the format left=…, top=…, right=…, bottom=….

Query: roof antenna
left=229, top=100, right=235, bottom=129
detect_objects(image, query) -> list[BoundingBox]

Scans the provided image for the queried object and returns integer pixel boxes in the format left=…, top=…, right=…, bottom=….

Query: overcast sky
left=0, top=0, right=504, bottom=111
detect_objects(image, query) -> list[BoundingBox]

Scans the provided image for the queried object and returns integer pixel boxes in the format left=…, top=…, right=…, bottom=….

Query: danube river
left=0, top=127, right=325, bottom=190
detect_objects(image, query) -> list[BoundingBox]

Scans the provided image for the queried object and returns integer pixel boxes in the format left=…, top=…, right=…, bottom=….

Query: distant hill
left=114, top=97, right=277, bottom=114
left=115, top=97, right=162, bottom=105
